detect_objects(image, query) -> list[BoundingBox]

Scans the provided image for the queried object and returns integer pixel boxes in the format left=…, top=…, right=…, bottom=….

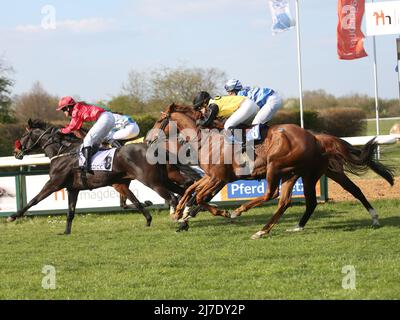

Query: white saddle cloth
left=79, top=148, right=117, bottom=171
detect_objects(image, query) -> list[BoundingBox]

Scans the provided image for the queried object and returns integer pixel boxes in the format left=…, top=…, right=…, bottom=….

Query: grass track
left=1, top=199, right=400, bottom=300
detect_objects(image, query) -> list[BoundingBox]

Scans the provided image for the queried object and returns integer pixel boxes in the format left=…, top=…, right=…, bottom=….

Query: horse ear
left=27, top=118, right=32, bottom=128
left=167, top=103, right=176, bottom=113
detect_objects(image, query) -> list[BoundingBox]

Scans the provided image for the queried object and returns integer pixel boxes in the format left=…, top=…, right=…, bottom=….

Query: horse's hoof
left=6, top=216, right=16, bottom=223
left=176, top=222, right=189, bottom=232
left=223, top=211, right=231, bottom=219
left=230, top=211, right=239, bottom=219
left=286, top=226, right=304, bottom=232
left=146, top=220, right=152, bottom=227
left=251, top=231, right=265, bottom=240
left=372, top=221, right=381, bottom=229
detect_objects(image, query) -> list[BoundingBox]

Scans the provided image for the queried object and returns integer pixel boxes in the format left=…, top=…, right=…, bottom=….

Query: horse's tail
left=315, top=134, right=395, bottom=186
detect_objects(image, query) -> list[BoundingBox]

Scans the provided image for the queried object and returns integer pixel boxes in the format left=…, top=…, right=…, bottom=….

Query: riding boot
left=82, top=146, right=92, bottom=172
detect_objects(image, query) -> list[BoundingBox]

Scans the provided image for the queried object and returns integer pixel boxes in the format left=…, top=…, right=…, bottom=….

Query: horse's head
left=145, top=103, right=201, bottom=145
left=14, top=119, right=54, bottom=159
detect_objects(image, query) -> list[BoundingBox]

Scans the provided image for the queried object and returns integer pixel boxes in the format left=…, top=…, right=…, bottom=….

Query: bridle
left=146, top=112, right=171, bottom=146
left=17, top=126, right=74, bottom=160
left=16, top=127, right=52, bottom=158
left=149, top=110, right=204, bottom=148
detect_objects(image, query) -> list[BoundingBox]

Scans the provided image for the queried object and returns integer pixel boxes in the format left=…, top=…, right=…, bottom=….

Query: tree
left=14, top=81, right=63, bottom=122
left=121, top=66, right=226, bottom=105
left=108, top=95, right=146, bottom=115
left=150, top=66, right=225, bottom=104
left=0, top=59, right=16, bottom=123
left=302, top=89, right=338, bottom=110
left=121, top=70, right=150, bottom=103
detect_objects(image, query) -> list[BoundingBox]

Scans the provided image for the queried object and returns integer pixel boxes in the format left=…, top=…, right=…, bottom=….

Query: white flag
left=268, top=0, right=295, bottom=35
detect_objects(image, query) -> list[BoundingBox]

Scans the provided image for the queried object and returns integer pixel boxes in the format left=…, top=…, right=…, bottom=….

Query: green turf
left=366, top=119, right=399, bottom=136
left=1, top=199, right=400, bottom=300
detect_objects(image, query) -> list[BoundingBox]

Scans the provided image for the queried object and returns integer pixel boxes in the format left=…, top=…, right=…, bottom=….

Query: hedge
left=271, top=107, right=366, bottom=137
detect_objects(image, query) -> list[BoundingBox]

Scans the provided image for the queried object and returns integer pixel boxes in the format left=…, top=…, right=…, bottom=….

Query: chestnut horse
left=147, top=104, right=394, bottom=238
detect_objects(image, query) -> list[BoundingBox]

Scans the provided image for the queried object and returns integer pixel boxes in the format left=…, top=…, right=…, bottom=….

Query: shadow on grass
left=181, top=207, right=343, bottom=229
left=179, top=205, right=400, bottom=232
left=318, top=216, right=400, bottom=231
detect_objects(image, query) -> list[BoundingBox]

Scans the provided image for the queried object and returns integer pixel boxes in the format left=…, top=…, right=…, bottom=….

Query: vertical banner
left=337, top=0, right=368, bottom=60
left=268, top=0, right=295, bottom=35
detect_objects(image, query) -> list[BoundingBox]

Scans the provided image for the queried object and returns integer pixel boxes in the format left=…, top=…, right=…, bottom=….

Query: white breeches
left=224, top=98, right=259, bottom=130
left=252, top=93, right=282, bottom=125
left=107, top=122, right=140, bottom=141
left=83, top=111, right=115, bottom=147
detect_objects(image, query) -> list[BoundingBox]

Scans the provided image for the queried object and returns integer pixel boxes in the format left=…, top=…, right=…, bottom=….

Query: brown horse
left=9, top=119, right=193, bottom=234
left=147, top=104, right=394, bottom=238
left=147, top=104, right=327, bottom=238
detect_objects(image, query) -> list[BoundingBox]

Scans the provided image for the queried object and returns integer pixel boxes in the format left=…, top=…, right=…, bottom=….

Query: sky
left=0, top=0, right=399, bottom=103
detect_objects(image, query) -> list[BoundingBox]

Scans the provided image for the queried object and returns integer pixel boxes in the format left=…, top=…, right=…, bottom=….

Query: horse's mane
left=165, top=103, right=201, bottom=121
left=28, top=119, right=53, bottom=130
left=27, top=119, right=82, bottom=143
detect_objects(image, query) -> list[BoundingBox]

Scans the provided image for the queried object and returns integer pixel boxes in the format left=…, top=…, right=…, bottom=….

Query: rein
left=19, top=126, right=76, bottom=160
left=147, top=113, right=171, bottom=146
left=19, top=127, right=53, bottom=157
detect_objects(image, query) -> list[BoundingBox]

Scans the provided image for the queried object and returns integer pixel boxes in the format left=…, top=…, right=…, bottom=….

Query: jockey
left=106, top=113, right=140, bottom=144
left=224, top=79, right=283, bottom=125
left=193, top=91, right=259, bottom=139
left=56, top=96, right=115, bottom=172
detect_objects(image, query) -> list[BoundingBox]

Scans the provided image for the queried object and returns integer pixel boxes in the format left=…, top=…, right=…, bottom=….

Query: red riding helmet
left=57, top=96, right=76, bottom=111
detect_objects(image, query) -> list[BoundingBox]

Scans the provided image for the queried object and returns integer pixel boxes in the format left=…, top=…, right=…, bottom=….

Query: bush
left=135, top=114, right=158, bottom=138
left=270, top=107, right=366, bottom=137
left=0, top=123, right=25, bottom=156
left=271, top=109, right=323, bottom=131
left=319, top=107, right=366, bottom=137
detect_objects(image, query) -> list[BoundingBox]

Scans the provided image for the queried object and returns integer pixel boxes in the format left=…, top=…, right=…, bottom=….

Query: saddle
left=228, top=123, right=269, bottom=148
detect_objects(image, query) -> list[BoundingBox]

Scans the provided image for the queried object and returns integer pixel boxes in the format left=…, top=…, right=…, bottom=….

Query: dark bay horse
left=8, top=119, right=187, bottom=234
left=148, top=104, right=394, bottom=238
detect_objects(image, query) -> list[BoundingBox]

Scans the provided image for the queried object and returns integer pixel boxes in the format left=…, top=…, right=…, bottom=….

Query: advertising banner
left=219, top=178, right=321, bottom=201
left=365, top=1, right=400, bottom=36
left=25, top=175, right=166, bottom=212
left=0, top=177, right=17, bottom=213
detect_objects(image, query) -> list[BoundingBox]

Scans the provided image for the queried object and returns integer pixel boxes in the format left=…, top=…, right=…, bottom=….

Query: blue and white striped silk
left=238, top=87, right=275, bottom=109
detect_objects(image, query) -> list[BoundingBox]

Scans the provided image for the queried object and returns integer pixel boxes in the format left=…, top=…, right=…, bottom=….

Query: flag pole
left=296, top=0, right=304, bottom=128
left=371, top=0, right=380, bottom=158
left=295, top=0, right=304, bottom=128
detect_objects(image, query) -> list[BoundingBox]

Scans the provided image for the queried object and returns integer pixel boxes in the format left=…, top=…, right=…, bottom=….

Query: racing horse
left=8, top=119, right=188, bottom=234
left=148, top=104, right=394, bottom=238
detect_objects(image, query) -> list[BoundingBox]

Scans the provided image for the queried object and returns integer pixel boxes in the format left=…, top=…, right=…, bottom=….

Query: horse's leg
left=325, top=170, right=380, bottom=227
left=251, top=176, right=298, bottom=239
left=230, top=167, right=282, bottom=218
left=113, top=183, right=128, bottom=209
left=124, top=188, right=152, bottom=227
left=287, top=174, right=318, bottom=232
left=63, top=189, right=79, bottom=235
left=174, top=176, right=210, bottom=220
left=152, top=184, right=180, bottom=210
left=7, top=180, right=60, bottom=222
left=180, top=181, right=226, bottom=222
left=176, top=180, right=227, bottom=232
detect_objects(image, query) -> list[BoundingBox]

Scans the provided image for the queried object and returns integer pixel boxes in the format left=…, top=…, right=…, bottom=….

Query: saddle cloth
left=245, top=125, right=261, bottom=141
left=78, top=147, right=117, bottom=171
